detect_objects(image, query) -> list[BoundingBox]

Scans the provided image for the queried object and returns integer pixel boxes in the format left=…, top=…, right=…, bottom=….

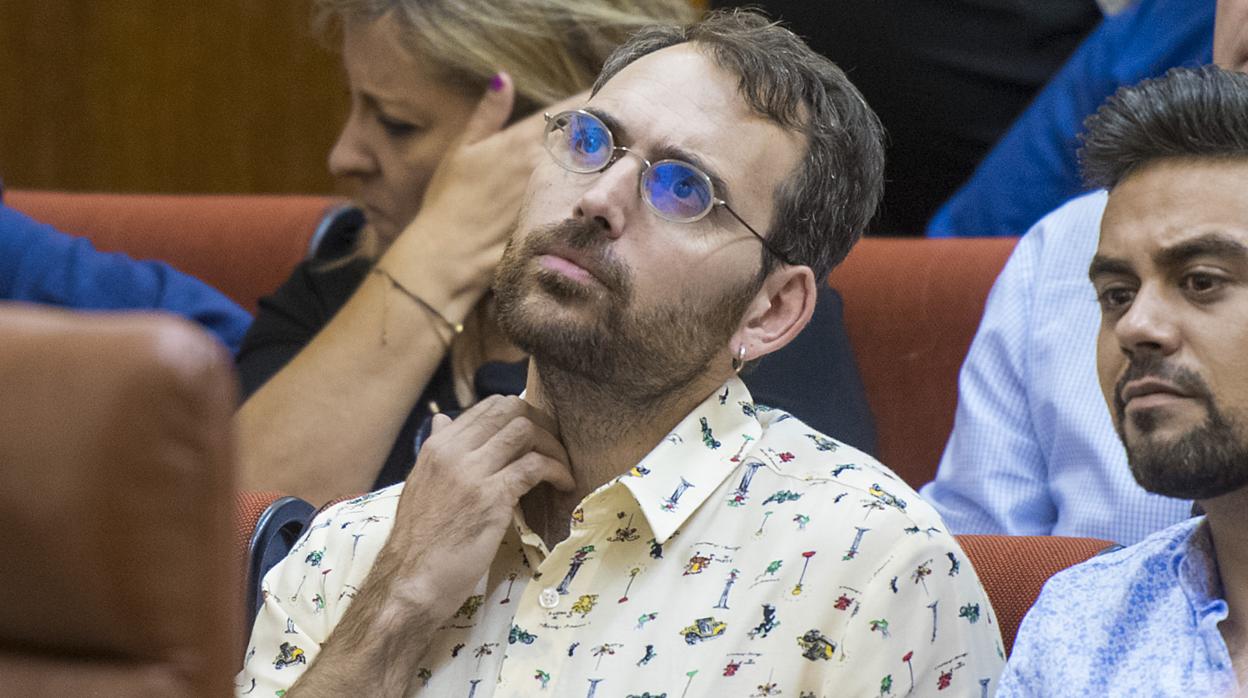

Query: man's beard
left=493, top=217, right=760, bottom=405
left=1114, top=351, right=1248, bottom=500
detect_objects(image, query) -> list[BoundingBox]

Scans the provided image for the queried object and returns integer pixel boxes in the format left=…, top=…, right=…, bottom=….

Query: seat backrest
left=234, top=491, right=315, bottom=631
left=0, top=304, right=239, bottom=696
left=829, top=236, right=1018, bottom=487
left=3, top=190, right=341, bottom=312
left=956, top=534, right=1116, bottom=656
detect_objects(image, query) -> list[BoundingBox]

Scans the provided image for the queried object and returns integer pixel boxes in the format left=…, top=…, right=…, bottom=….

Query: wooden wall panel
left=0, top=1, right=348, bottom=194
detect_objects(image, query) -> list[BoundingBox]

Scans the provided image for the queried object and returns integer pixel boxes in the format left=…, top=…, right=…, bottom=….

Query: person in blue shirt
left=923, top=0, right=1247, bottom=546
left=998, top=65, right=1248, bottom=695
left=928, top=0, right=1214, bottom=238
left=0, top=196, right=252, bottom=353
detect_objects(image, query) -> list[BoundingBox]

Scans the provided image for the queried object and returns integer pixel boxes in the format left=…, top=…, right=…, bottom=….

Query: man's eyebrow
left=1154, top=233, right=1248, bottom=269
left=583, top=107, right=631, bottom=144
left=583, top=106, right=734, bottom=204
left=1088, top=255, right=1134, bottom=283
left=650, top=141, right=734, bottom=204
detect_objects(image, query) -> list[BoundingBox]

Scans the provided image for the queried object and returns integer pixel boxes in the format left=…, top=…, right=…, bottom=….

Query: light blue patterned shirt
left=921, top=191, right=1192, bottom=545
left=999, top=516, right=1239, bottom=696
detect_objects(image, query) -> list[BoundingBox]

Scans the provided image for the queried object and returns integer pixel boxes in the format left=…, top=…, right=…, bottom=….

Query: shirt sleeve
left=825, top=530, right=1005, bottom=697
left=921, top=222, right=1057, bottom=536
left=0, top=204, right=252, bottom=353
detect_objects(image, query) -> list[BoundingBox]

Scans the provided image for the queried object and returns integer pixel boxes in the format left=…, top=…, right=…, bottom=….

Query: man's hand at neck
left=285, top=396, right=574, bottom=697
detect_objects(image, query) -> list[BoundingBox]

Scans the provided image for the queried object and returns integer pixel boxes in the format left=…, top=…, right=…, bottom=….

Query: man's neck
left=520, top=361, right=729, bottom=546
left=1202, top=488, right=1248, bottom=685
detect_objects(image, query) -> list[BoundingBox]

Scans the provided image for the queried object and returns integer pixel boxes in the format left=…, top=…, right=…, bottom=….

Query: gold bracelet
left=370, top=266, right=464, bottom=344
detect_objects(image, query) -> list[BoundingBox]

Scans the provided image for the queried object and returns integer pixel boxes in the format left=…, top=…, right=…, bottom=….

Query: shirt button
left=539, top=587, right=560, bottom=609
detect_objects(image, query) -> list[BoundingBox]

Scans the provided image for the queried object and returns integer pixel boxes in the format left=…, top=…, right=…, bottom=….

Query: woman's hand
left=391, top=73, right=589, bottom=304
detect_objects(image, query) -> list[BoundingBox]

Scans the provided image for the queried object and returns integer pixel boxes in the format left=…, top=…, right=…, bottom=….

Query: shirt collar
left=1173, top=517, right=1227, bottom=624
left=617, top=376, right=762, bottom=544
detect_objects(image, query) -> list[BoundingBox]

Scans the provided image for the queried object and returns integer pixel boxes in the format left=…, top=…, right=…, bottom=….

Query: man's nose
left=1115, top=284, right=1182, bottom=358
left=572, top=151, right=646, bottom=238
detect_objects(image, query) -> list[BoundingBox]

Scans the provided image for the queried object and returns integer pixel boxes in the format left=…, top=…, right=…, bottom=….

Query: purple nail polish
left=489, top=74, right=504, bottom=92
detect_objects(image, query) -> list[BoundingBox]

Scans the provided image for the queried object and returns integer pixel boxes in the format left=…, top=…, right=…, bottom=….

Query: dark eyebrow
left=1088, top=255, right=1134, bottom=283
left=583, top=106, right=735, bottom=204
left=1154, top=233, right=1248, bottom=269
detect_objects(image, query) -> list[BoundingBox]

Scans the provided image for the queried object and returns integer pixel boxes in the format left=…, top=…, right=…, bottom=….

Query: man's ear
left=732, top=265, right=817, bottom=362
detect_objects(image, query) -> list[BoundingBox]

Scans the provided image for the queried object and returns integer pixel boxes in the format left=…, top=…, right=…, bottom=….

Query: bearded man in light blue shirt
left=999, top=64, right=1248, bottom=696
left=923, top=0, right=1248, bottom=545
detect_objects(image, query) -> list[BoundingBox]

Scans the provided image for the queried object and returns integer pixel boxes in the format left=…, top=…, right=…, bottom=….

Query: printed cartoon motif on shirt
left=727, top=460, right=765, bottom=506
left=796, top=629, right=836, bottom=661
left=763, top=490, right=802, bottom=505
left=805, top=433, right=838, bottom=451
left=792, top=513, right=810, bottom=531
left=608, top=512, right=639, bottom=542
left=844, top=526, right=870, bottom=560
left=662, top=477, right=695, bottom=512
left=946, top=552, right=961, bottom=576
left=571, top=594, right=599, bottom=617
left=959, top=603, right=981, bottom=624
left=557, top=546, right=596, bottom=595
left=273, top=642, right=306, bottom=670
left=591, top=644, right=622, bottom=669
left=619, top=566, right=643, bottom=603
left=833, top=586, right=859, bottom=612
left=792, top=551, right=817, bottom=596
left=700, top=417, right=721, bottom=449
left=714, top=568, right=740, bottom=609
left=680, top=616, right=727, bottom=644
left=509, top=625, right=537, bottom=645
left=455, top=595, right=485, bottom=620
left=684, top=552, right=712, bottom=576
left=748, top=604, right=780, bottom=639
left=868, top=483, right=907, bottom=512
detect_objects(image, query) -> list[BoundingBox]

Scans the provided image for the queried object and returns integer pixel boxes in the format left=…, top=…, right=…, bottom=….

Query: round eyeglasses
left=543, top=110, right=795, bottom=266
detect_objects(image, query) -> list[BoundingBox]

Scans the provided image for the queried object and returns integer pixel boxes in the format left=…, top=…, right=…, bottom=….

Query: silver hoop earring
left=731, top=345, right=747, bottom=374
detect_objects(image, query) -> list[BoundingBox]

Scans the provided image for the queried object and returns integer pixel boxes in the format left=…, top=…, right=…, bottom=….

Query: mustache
left=518, top=218, right=631, bottom=292
left=1113, top=351, right=1212, bottom=415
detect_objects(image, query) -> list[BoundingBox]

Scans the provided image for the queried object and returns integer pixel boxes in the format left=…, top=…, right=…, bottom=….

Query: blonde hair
left=315, top=0, right=695, bottom=261
left=316, top=0, right=697, bottom=123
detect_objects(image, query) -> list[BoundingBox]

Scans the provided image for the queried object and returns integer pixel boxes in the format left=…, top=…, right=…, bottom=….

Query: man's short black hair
left=1080, top=66, right=1248, bottom=189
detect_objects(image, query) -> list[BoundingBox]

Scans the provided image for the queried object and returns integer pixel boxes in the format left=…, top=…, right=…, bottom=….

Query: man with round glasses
left=239, top=10, right=1004, bottom=697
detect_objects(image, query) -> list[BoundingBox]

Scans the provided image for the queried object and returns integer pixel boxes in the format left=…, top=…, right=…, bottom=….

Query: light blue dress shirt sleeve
left=921, top=191, right=1192, bottom=545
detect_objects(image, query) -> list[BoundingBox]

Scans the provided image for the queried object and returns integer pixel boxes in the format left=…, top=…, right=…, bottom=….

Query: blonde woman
left=235, top=0, right=695, bottom=505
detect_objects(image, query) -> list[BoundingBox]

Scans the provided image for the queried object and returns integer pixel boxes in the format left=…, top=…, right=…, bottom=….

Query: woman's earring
left=731, top=344, right=747, bottom=374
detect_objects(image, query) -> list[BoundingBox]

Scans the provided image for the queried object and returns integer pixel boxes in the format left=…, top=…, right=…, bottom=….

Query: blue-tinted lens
left=644, top=161, right=713, bottom=221
left=562, top=113, right=612, bottom=171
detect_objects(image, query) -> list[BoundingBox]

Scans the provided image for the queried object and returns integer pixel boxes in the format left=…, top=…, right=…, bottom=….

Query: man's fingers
left=501, top=451, right=577, bottom=496
left=429, top=413, right=452, bottom=434
left=475, top=412, right=569, bottom=472
left=458, top=71, right=515, bottom=147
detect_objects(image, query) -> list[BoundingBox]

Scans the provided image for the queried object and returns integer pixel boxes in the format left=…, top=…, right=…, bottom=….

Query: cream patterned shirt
left=238, top=378, right=1005, bottom=697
